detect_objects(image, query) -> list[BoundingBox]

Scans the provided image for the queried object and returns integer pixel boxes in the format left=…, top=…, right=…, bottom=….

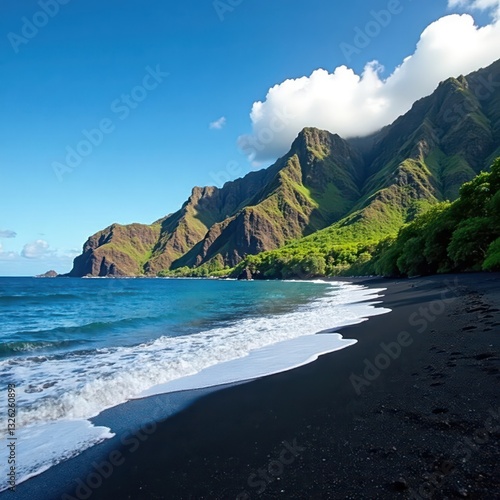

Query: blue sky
left=0, top=0, right=498, bottom=275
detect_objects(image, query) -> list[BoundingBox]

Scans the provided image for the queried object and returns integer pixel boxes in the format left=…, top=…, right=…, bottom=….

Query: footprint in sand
left=432, top=408, right=449, bottom=414
left=483, top=367, right=499, bottom=375
left=475, top=353, right=495, bottom=360
left=462, top=325, right=477, bottom=331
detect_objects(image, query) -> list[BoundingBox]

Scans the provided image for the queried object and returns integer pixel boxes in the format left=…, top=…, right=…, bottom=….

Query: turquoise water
left=0, top=278, right=334, bottom=357
left=0, top=277, right=389, bottom=490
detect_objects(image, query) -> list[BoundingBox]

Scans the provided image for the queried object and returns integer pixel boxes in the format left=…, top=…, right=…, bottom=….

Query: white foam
left=0, top=284, right=389, bottom=432
left=135, top=333, right=356, bottom=397
left=0, top=420, right=114, bottom=492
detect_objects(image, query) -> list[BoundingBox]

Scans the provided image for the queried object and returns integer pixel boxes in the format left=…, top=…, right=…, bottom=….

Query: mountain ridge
left=67, top=59, right=500, bottom=277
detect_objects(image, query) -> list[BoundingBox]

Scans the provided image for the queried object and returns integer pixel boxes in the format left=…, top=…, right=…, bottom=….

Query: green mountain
left=232, top=60, right=500, bottom=278
left=69, top=129, right=365, bottom=276
left=68, top=60, right=500, bottom=277
left=368, top=157, right=500, bottom=277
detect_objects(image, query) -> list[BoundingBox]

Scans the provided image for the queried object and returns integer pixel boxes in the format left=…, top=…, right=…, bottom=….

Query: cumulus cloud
left=0, top=230, right=17, bottom=238
left=209, top=116, right=227, bottom=130
left=239, top=12, right=500, bottom=162
left=21, top=240, right=52, bottom=259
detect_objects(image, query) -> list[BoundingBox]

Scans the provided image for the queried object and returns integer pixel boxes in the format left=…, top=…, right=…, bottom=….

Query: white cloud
left=0, top=242, right=79, bottom=275
left=239, top=12, right=500, bottom=162
left=449, top=0, right=500, bottom=18
left=21, top=240, right=52, bottom=259
left=59, top=249, right=80, bottom=261
left=209, top=116, right=227, bottom=130
left=0, top=230, right=16, bottom=238
left=0, top=243, right=16, bottom=261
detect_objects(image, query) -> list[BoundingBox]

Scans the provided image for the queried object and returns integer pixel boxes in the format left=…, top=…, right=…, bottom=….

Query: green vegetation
left=369, top=158, right=500, bottom=276
left=231, top=158, right=500, bottom=279
left=230, top=157, right=440, bottom=279
left=158, top=260, right=231, bottom=278
left=230, top=212, right=396, bottom=279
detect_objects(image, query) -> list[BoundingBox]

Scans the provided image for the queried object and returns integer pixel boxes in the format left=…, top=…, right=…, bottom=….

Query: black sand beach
left=14, top=273, right=500, bottom=499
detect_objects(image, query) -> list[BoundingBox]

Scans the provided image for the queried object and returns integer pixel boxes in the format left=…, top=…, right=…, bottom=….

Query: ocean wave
left=9, top=315, right=166, bottom=341
left=0, top=281, right=391, bottom=491
left=0, top=340, right=84, bottom=357
left=0, top=293, right=82, bottom=302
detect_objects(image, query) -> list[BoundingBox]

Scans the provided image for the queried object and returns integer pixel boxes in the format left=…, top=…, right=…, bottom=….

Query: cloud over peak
left=239, top=11, right=500, bottom=162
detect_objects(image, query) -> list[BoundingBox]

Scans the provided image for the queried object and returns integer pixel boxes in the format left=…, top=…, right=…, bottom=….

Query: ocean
left=0, top=277, right=389, bottom=492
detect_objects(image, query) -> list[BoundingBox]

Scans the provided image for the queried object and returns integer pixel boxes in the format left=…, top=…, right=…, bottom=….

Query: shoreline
left=13, top=273, right=500, bottom=499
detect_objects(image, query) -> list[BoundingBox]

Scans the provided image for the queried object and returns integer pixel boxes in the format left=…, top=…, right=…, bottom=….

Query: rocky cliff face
left=360, top=65, right=500, bottom=201
left=68, top=59, right=500, bottom=277
left=68, top=223, right=161, bottom=277
left=69, top=128, right=364, bottom=276
left=173, top=129, right=365, bottom=269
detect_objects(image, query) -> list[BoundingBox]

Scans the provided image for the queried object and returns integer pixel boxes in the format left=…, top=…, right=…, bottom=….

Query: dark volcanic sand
left=15, top=273, right=500, bottom=500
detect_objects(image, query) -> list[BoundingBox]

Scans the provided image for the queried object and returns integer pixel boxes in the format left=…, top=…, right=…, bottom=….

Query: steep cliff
left=69, top=129, right=364, bottom=276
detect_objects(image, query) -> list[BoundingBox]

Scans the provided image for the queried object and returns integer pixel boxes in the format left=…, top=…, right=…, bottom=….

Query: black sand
left=13, top=273, right=500, bottom=499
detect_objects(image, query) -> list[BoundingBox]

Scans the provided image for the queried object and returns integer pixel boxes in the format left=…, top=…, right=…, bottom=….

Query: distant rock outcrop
left=36, top=270, right=58, bottom=278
